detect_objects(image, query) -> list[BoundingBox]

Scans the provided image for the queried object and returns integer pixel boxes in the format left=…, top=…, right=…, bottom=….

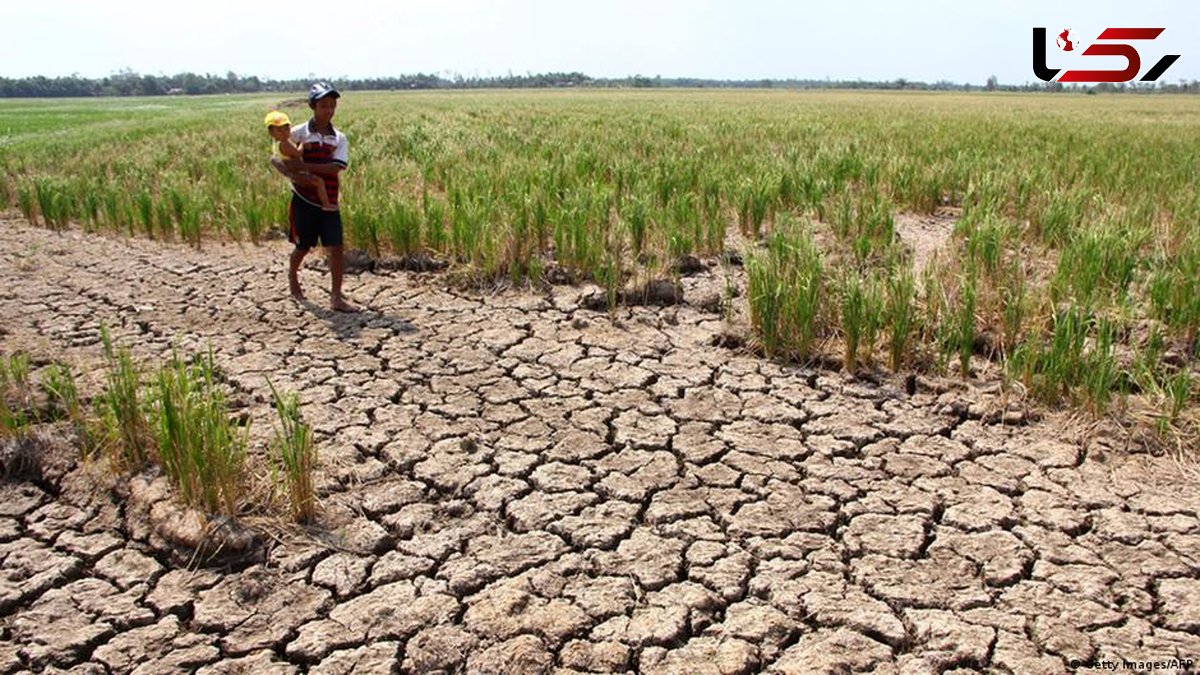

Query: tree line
left=3, top=70, right=1199, bottom=97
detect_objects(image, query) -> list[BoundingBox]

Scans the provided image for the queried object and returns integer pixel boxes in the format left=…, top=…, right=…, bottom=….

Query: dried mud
left=1, top=219, right=1198, bottom=674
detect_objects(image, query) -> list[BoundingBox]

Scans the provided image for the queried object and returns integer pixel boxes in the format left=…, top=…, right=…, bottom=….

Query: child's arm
left=277, top=138, right=304, bottom=160
left=270, top=156, right=293, bottom=178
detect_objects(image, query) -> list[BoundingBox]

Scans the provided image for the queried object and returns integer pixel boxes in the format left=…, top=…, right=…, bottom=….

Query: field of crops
left=2, top=90, right=1197, bottom=435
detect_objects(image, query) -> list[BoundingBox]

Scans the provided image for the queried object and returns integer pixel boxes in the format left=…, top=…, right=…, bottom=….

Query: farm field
left=3, top=90, right=1198, bottom=426
left=2, top=91, right=1200, bottom=673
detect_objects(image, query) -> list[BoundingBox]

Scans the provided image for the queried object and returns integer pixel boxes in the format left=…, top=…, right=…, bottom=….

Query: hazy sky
left=6, top=0, right=1198, bottom=85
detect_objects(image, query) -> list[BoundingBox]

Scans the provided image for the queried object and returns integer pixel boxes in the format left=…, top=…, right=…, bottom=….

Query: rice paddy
left=2, top=90, right=1198, bottom=439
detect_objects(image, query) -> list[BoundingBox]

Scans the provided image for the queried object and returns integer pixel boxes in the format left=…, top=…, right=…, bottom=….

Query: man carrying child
left=270, top=81, right=358, bottom=313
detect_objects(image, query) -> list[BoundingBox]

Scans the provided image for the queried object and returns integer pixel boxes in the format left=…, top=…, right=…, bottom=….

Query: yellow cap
left=264, top=110, right=291, bottom=128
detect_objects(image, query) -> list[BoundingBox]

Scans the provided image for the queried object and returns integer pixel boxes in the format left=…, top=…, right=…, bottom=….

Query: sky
left=5, top=0, right=1198, bottom=86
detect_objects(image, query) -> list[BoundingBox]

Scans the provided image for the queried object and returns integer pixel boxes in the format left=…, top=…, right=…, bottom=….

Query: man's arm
left=297, top=162, right=345, bottom=176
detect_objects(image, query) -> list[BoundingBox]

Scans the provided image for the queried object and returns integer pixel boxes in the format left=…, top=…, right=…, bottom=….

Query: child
left=264, top=110, right=337, bottom=212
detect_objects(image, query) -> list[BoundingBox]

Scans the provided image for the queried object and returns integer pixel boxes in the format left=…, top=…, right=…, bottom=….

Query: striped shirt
left=289, top=120, right=349, bottom=208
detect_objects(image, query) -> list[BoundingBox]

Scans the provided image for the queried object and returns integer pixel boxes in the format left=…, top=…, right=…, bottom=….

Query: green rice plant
left=0, top=354, right=32, bottom=438
left=386, top=195, right=423, bottom=256
left=502, top=195, right=533, bottom=282
left=667, top=223, right=693, bottom=263
left=242, top=200, right=265, bottom=244
left=1003, top=339, right=1032, bottom=396
left=669, top=192, right=700, bottom=252
left=165, top=187, right=189, bottom=242
left=81, top=191, right=101, bottom=232
left=151, top=348, right=247, bottom=517
left=178, top=197, right=203, bottom=247
left=155, top=198, right=175, bottom=241
left=738, top=177, right=773, bottom=238
left=167, top=187, right=186, bottom=226
left=746, top=224, right=825, bottom=361
left=1035, top=189, right=1089, bottom=248
left=41, top=363, right=81, bottom=424
left=96, top=327, right=151, bottom=472
left=100, top=190, right=120, bottom=231
left=937, top=266, right=979, bottom=378
left=528, top=192, right=549, bottom=252
left=839, top=271, right=868, bottom=373
left=959, top=270, right=979, bottom=377
left=1013, top=171, right=1039, bottom=222
left=357, top=193, right=389, bottom=255
left=594, top=216, right=629, bottom=310
left=449, top=188, right=484, bottom=264
left=918, top=258, right=944, bottom=346
left=1053, top=220, right=1147, bottom=310
left=1149, top=243, right=1200, bottom=349
left=1164, top=370, right=1192, bottom=423
left=1081, top=318, right=1120, bottom=414
left=859, top=273, right=886, bottom=370
left=0, top=394, right=27, bottom=439
left=832, top=191, right=896, bottom=262
left=135, top=190, right=155, bottom=239
left=1000, top=261, right=1028, bottom=356
left=16, top=183, right=36, bottom=225
left=1148, top=267, right=1173, bottom=322
left=423, top=193, right=448, bottom=254
left=593, top=256, right=622, bottom=313
left=39, top=183, right=74, bottom=229
left=267, top=380, right=317, bottom=523
left=34, top=180, right=57, bottom=229
left=1011, top=307, right=1089, bottom=404
left=5, top=353, right=31, bottom=390
left=623, top=197, right=649, bottom=258
left=554, top=191, right=602, bottom=274
left=886, top=268, right=916, bottom=371
left=963, top=215, right=1012, bottom=279
left=1129, top=333, right=1193, bottom=435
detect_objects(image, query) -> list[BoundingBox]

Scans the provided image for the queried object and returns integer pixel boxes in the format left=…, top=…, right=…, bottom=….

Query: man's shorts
left=289, top=193, right=343, bottom=250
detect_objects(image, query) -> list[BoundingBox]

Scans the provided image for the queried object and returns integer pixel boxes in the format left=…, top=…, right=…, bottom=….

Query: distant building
left=167, top=87, right=184, bottom=95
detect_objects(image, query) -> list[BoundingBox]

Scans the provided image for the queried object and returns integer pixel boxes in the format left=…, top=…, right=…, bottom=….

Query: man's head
left=264, top=110, right=292, bottom=140
left=308, top=82, right=340, bottom=127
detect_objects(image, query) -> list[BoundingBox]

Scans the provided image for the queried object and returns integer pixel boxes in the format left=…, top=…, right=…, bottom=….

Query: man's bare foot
left=290, top=280, right=306, bottom=301
left=331, top=296, right=359, bottom=313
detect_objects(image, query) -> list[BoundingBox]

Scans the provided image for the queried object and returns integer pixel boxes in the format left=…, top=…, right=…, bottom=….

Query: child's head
left=264, top=110, right=291, bottom=141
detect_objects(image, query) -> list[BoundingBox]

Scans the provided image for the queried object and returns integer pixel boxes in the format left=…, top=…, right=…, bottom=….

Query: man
left=274, top=81, right=357, bottom=312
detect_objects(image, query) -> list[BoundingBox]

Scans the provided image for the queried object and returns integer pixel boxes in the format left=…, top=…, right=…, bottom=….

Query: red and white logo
left=1056, top=28, right=1077, bottom=52
left=1033, top=27, right=1181, bottom=83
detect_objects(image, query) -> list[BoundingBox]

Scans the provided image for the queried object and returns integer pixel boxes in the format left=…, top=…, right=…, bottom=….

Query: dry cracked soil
left=1, top=218, right=1199, bottom=675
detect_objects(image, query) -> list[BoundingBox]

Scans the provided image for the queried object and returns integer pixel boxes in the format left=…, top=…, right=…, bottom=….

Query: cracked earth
left=1, top=218, right=1199, bottom=674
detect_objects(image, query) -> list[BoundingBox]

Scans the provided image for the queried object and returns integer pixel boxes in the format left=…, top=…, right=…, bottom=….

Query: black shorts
left=288, top=193, right=343, bottom=250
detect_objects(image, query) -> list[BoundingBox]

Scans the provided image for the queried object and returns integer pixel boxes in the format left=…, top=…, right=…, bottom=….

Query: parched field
left=1, top=91, right=1200, bottom=673
left=3, top=90, right=1198, bottom=423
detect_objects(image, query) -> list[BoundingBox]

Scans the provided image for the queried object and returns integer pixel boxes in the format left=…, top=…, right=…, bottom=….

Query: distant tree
left=139, top=75, right=162, bottom=96
left=3, top=69, right=1200, bottom=98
